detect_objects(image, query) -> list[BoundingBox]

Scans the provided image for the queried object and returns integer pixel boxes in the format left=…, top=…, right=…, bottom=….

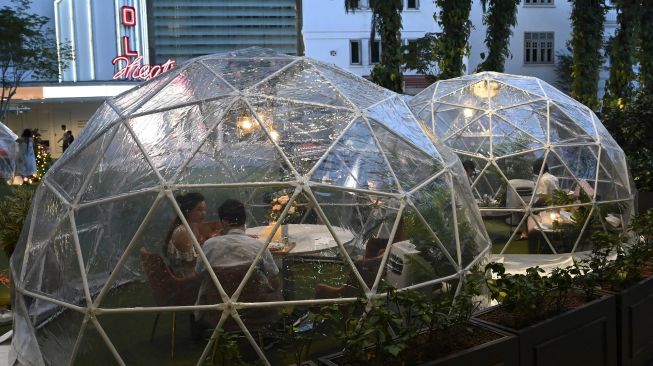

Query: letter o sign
left=122, top=6, right=136, bottom=26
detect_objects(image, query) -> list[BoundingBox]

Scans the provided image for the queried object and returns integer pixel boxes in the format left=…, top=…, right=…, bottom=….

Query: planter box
left=636, top=191, right=653, bottom=214
left=317, top=322, right=518, bottom=366
left=473, top=293, right=617, bottom=366
left=610, top=275, right=653, bottom=366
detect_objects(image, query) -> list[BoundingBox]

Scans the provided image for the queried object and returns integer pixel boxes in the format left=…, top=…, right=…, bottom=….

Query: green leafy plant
left=554, top=42, right=573, bottom=94
left=433, top=0, right=473, bottom=80
left=206, top=330, right=252, bottom=366
left=476, top=0, right=521, bottom=72
left=638, top=2, right=653, bottom=95
left=603, top=0, right=639, bottom=107
left=320, top=272, right=485, bottom=365
left=345, top=0, right=404, bottom=93
left=369, top=0, right=404, bottom=93
left=576, top=210, right=653, bottom=290
left=0, top=184, right=34, bottom=257
left=600, top=93, right=653, bottom=191
left=0, top=0, right=72, bottom=121
left=485, top=262, right=552, bottom=326
left=569, top=0, right=607, bottom=110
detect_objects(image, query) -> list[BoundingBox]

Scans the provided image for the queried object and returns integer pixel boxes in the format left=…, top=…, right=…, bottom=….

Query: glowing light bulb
left=471, top=80, right=500, bottom=98
left=269, top=129, right=281, bottom=142
left=463, top=108, right=474, bottom=118
left=237, top=115, right=254, bottom=133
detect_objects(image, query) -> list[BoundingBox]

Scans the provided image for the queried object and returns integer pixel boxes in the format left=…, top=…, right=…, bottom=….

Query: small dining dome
left=409, top=71, right=634, bottom=256
left=11, top=48, right=489, bottom=365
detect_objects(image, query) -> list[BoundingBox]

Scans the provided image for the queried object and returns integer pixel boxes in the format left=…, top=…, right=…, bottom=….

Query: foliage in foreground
left=321, top=274, right=484, bottom=365
left=601, top=93, right=653, bottom=191
left=0, top=183, right=34, bottom=257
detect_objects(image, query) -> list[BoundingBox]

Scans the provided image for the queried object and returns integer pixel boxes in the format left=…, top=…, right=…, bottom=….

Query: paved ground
left=0, top=344, right=9, bottom=366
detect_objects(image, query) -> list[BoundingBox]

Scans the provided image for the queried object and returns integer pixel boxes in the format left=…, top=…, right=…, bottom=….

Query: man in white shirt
left=194, top=199, right=280, bottom=325
left=532, top=158, right=559, bottom=205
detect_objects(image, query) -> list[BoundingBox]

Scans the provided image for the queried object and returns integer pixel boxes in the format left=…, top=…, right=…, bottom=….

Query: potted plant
left=317, top=272, right=518, bottom=366
left=573, top=210, right=653, bottom=366
left=474, top=262, right=617, bottom=366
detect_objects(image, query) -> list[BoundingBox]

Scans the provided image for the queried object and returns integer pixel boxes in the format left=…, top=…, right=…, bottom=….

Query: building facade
left=303, top=0, right=617, bottom=95
left=2, top=0, right=620, bottom=158
left=146, top=0, right=301, bottom=63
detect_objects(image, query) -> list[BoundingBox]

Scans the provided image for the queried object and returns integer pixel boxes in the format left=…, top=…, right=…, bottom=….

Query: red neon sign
left=112, top=56, right=175, bottom=81
left=121, top=6, right=136, bottom=26
left=114, top=4, right=175, bottom=80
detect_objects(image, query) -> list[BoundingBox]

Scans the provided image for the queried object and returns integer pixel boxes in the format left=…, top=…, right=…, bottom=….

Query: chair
left=315, top=238, right=387, bottom=299
left=202, top=264, right=283, bottom=332
left=505, top=179, right=535, bottom=225
left=140, top=248, right=201, bottom=359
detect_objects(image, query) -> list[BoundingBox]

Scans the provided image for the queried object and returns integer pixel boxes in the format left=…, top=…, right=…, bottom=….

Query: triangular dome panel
left=310, top=118, right=399, bottom=192
left=200, top=57, right=296, bottom=90
left=135, top=62, right=235, bottom=114
left=250, top=60, right=352, bottom=108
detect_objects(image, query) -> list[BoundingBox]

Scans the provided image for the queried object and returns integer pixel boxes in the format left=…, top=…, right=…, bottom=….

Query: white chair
left=505, top=179, right=535, bottom=225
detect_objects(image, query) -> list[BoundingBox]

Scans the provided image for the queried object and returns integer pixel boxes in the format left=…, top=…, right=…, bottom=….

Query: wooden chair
left=315, top=238, right=387, bottom=299
left=140, top=248, right=201, bottom=359
left=202, top=264, right=283, bottom=331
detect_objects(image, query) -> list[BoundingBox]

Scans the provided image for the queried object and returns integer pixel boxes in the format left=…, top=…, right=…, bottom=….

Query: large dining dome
left=10, top=48, right=489, bottom=365
left=409, top=72, right=634, bottom=256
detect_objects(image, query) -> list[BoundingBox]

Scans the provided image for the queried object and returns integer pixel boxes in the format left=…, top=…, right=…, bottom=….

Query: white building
left=468, top=0, right=617, bottom=96
left=302, top=0, right=442, bottom=94
left=303, top=0, right=617, bottom=95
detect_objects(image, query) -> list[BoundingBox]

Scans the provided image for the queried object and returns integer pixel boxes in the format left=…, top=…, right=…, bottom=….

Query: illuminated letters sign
left=112, top=4, right=175, bottom=81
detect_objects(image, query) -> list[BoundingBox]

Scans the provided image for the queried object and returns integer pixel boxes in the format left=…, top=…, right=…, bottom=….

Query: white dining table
left=246, top=224, right=355, bottom=255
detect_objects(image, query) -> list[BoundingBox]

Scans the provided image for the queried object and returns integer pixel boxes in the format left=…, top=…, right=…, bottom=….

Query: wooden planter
left=473, top=293, right=617, bottom=366
left=317, top=322, right=518, bottom=366
left=610, top=275, right=653, bottom=366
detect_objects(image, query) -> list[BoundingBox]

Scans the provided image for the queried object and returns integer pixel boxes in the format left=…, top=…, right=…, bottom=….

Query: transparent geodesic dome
left=409, top=72, right=635, bottom=256
left=0, top=122, right=18, bottom=181
left=10, top=48, right=490, bottom=366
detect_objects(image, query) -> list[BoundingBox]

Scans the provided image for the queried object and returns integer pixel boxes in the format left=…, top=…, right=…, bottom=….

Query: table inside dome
left=246, top=224, right=355, bottom=256
left=246, top=224, right=355, bottom=300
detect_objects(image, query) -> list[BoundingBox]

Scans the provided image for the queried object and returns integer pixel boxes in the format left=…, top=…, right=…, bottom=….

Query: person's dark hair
left=21, top=129, right=32, bottom=139
left=61, top=124, right=66, bottom=130
left=532, top=158, right=549, bottom=175
left=164, top=192, right=205, bottom=252
left=219, top=199, right=246, bottom=227
left=462, top=160, right=476, bottom=172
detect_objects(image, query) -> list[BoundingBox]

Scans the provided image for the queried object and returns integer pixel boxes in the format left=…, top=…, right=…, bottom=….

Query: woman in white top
left=165, top=192, right=213, bottom=277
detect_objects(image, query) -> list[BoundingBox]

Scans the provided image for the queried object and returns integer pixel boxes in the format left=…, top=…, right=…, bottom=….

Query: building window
left=350, top=40, right=362, bottom=65
left=353, top=0, right=369, bottom=9
left=370, top=40, right=382, bottom=64
left=524, top=32, right=554, bottom=64
left=524, top=0, right=554, bottom=6
left=406, top=0, right=419, bottom=9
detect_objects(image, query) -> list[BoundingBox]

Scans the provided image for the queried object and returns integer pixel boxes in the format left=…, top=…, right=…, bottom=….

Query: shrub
left=0, top=184, right=34, bottom=257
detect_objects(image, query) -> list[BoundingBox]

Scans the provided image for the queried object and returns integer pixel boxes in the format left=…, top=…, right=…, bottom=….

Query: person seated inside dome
left=193, top=199, right=282, bottom=330
left=165, top=192, right=222, bottom=277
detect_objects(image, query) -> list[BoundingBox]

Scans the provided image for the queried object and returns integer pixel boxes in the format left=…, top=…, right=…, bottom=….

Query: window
left=370, top=40, right=382, bottom=64
left=524, top=0, right=554, bottom=6
left=406, top=0, right=419, bottom=9
left=524, top=32, right=554, bottom=64
left=350, top=40, right=362, bottom=65
left=353, top=0, right=369, bottom=9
